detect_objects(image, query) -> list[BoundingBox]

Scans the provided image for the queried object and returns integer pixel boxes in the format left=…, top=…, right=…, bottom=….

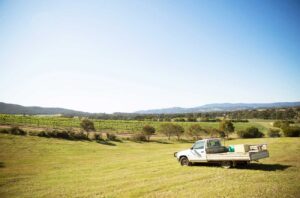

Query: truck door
left=190, top=140, right=206, bottom=162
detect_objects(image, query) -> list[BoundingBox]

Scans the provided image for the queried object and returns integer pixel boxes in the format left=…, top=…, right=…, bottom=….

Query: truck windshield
left=193, top=141, right=204, bottom=149
left=207, top=140, right=221, bottom=148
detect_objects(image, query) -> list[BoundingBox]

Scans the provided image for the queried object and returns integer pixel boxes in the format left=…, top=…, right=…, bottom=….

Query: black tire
left=221, top=161, right=232, bottom=169
left=180, top=157, right=191, bottom=166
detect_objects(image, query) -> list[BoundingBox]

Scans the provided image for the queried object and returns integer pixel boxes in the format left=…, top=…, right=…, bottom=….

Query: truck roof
left=196, top=138, right=221, bottom=142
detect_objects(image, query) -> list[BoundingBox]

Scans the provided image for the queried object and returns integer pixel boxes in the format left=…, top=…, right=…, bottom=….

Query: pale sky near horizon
left=0, top=0, right=300, bottom=113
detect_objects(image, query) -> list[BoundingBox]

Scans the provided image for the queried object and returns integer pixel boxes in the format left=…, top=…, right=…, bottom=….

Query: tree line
left=62, top=107, right=300, bottom=122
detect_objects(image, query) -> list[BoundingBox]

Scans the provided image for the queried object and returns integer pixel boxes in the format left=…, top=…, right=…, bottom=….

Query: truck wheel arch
left=179, top=156, right=192, bottom=166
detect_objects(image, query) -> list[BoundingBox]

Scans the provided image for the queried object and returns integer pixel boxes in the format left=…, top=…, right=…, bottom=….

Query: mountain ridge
left=0, top=102, right=89, bottom=115
left=0, top=101, right=300, bottom=115
left=135, top=102, right=300, bottom=114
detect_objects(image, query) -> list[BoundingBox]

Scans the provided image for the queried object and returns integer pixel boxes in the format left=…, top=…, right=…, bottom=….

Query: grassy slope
left=0, top=134, right=299, bottom=198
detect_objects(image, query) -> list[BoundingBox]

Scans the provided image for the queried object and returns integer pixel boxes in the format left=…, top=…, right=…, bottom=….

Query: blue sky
left=0, top=0, right=299, bottom=113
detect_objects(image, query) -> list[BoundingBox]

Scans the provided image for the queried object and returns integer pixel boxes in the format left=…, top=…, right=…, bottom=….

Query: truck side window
left=193, top=141, right=204, bottom=149
left=207, top=140, right=221, bottom=148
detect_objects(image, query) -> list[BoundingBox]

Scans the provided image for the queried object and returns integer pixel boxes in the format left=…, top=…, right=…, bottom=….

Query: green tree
left=159, top=123, right=174, bottom=140
left=159, top=123, right=184, bottom=140
left=142, top=125, right=156, bottom=141
left=219, top=120, right=234, bottom=138
left=173, top=124, right=185, bottom=140
left=187, top=124, right=207, bottom=140
left=80, top=119, right=95, bottom=137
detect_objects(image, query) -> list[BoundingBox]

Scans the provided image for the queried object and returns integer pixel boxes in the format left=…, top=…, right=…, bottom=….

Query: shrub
left=142, top=125, right=156, bottom=141
left=11, top=126, right=26, bottom=135
left=206, top=128, right=225, bottom=138
left=267, top=129, right=281, bottom=137
left=219, top=120, right=235, bottom=138
left=237, top=127, right=264, bottom=138
left=71, top=131, right=89, bottom=140
left=131, top=133, right=147, bottom=142
left=0, top=128, right=9, bottom=134
left=231, top=119, right=249, bottom=123
left=282, top=126, right=300, bottom=137
left=37, top=129, right=88, bottom=140
left=159, top=123, right=184, bottom=140
left=187, top=124, right=207, bottom=140
left=56, top=130, right=71, bottom=139
left=107, top=133, right=118, bottom=141
left=187, top=117, right=197, bottom=122
left=94, top=133, right=103, bottom=141
left=273, top=120, right=290, bottom=129
left=80, top=119, right=96, bottom=132
left=47, top=130, right=58, bottom=138
left=0, top=126, right=27, bottom=136
left=173, top=118, right=186, bottom=122
left=37, top=131, right=49, bottom=137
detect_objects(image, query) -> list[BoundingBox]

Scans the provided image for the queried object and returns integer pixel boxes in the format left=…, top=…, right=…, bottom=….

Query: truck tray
left=206, top=150, right=269, bottom=161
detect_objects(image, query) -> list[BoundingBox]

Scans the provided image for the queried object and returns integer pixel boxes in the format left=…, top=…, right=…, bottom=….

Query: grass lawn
left=0, top=134, right=299, bottom=198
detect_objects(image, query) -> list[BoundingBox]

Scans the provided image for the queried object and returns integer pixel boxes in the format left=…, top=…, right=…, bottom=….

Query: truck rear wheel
left=221, top=161, right=232, bottom=169
left=180, top=157, right=191, bottom=166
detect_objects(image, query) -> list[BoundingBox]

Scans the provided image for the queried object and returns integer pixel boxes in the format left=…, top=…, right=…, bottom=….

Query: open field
left=0, top=114, right=273, bottom=134
left=0, top=134, right=299, bottom=198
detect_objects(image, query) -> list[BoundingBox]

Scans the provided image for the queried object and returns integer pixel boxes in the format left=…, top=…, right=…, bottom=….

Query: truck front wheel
left=221, top=161, right=232, bottom=169
left=180, top=157, right=191, bottom=166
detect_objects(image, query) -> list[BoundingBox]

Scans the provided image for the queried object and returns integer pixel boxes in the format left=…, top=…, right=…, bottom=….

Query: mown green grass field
left=1, top=134, right=299, bottom=198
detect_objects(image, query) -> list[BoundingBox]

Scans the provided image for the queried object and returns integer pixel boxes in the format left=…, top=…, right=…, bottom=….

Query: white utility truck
left=174, top=138, right=269, bottom=168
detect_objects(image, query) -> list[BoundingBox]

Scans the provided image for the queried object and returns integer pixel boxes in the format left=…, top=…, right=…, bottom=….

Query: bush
left=219, top=120, right=235, bottom=138
left=282, top=126, right=300, bottom=137
left=0, top=126, right=26, bottom=136
left=173, top=118, right=186, bottom=122
left=37, top=131, right=49, bottom=137
left=131, top=133, right=147, bottom=142
left=218, top=130, right=226, bottom=138
left=80, top=119, right=96, bottom=132
left=142, top=125, right=156, bottom=141
left=267, top=129, right=281, bottom=137
left=94, top=133, right=103, bottom=141
left=187, top=124, right=207, bottom=140
left=231, top=119, right=249, bottom=123
left=56, top=130, right=71, bottom=139
left=71, top=131, right=89, bottom=140
left=37, top=129, right=89, bottom=140
left=206, top=128, right=225, bottom=138
left=0, top=128, right=9, bottom=134
left=273, top=121, right=291, bottom=129
left=159, top=123, right=184, bottom=140
left=187, top=117, right=197, bottom=122
left=107, top=133, right=118, bottom=141
left=237, top=127, right=264, bottom=138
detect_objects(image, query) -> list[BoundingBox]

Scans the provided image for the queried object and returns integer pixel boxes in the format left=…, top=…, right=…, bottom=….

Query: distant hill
left=0, top=102, right=89, bottom=116
left=1, top=101, right=300, bottom=115
left=135, top=102, right=300, bottom=114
